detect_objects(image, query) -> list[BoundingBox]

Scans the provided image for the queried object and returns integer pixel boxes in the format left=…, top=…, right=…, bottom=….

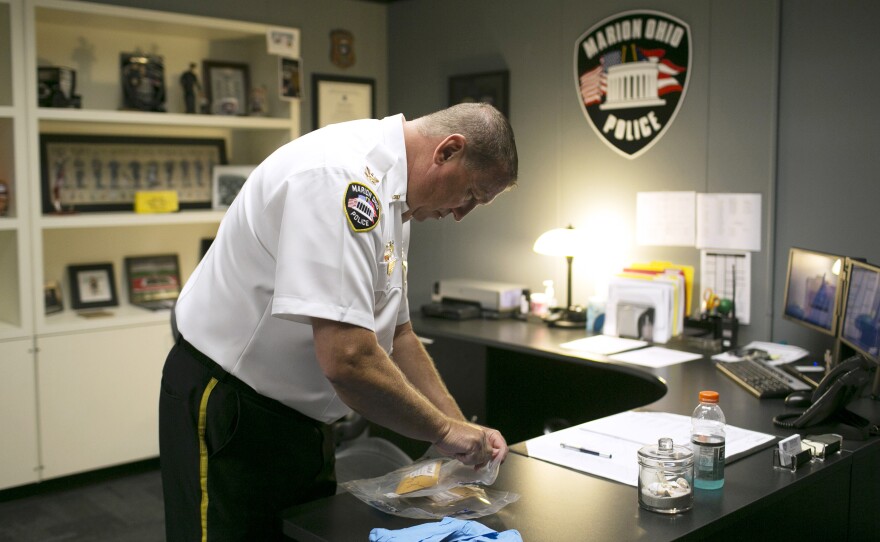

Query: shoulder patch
left=344, top=182, right=381, bottom=232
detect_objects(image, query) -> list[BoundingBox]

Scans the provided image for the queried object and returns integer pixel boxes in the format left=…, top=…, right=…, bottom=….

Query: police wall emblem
left=574, top=10, right=691, bottom=159
left=344, top=182, right=380, bottom=232
left=330, top=29, right=355, bottom=69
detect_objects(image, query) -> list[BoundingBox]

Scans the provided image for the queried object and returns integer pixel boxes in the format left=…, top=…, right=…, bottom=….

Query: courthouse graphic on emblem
left=574, top=10, right=691, bottom=159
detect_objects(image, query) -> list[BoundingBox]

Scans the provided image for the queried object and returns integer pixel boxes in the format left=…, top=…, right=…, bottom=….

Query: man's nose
left=452, top=200, right=478, bottom=221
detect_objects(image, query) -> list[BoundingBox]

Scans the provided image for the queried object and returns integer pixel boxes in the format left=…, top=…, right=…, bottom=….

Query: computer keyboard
left=715, top=358, right=812, bottom=399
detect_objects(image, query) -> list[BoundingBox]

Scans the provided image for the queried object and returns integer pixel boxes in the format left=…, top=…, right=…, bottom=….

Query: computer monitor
left=839, top=258, right=880, bottom=363
left=782, top=247, right=844, bottom=336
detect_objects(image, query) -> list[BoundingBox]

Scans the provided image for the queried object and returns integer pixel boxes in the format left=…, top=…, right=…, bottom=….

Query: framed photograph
left=312, top=74, right=375, bottom=129
left=124, top=254, right=181, bottom=310
left=266, top=27, right=301, bottom=58
left=200, top=237, right=214, bottom=260
left=68, top=262, right=118, bottom=311
left=203, top=60, right=250, bottom=116
left=280, top=57, right=302, bottom=100
left=40, top=134, right=227, bottom=214
left=448, top=70, right=510, bottom=118
left=0, top=179, right=9, bottom=216
left=212, top=165, right=255, bottom=210
left=44, top=280, right=63, bottom=314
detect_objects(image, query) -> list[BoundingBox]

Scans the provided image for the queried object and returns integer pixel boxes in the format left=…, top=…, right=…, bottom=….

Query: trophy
left=120, top=53, right=166, bottom=112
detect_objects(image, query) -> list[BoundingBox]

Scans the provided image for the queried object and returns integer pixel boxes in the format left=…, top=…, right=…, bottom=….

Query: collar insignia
left=364, top=166, right=380, bottom=184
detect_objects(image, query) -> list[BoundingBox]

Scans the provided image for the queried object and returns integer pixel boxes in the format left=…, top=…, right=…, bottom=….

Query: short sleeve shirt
left=175, top=115, right=410, bottom=423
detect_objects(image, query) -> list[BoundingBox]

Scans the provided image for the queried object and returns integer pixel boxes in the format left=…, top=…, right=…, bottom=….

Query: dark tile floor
left=0, top=461, right=165, bottom=542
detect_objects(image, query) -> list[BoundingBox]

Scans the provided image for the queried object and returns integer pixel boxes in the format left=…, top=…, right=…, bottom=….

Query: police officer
left=159, top=103, right=518, bottom=541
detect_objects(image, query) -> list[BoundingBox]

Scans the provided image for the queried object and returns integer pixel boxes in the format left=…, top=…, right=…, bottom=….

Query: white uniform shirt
left=175, top=115, right=411, bottom=423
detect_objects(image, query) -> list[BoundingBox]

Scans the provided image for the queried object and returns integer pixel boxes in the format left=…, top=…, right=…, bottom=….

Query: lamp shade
left=532, top=227, right=585, bottom=258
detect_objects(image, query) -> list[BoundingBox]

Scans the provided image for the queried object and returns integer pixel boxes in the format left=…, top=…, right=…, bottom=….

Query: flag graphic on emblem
left=348, top=195, right=377, bottom=222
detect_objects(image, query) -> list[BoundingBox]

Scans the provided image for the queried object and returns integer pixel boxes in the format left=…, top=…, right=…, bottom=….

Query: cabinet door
left=0, top=338, right=39, bottom=489
left=36, top=323, right=173, bottom=480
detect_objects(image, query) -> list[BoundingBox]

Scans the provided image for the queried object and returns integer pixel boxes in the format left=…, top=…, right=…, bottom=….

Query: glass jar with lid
left=637, top=437, right=694, bottom=514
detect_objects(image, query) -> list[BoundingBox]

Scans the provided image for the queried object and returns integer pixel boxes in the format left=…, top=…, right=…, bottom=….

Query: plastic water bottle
left=691, top=390, right=725, bottom=489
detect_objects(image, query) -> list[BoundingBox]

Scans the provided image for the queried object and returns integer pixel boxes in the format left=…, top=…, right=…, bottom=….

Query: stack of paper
left=604, top=262, right=692, bottom=344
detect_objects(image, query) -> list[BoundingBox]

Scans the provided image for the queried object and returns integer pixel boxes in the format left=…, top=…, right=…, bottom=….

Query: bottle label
left=692, top=436, right=725, bottom=482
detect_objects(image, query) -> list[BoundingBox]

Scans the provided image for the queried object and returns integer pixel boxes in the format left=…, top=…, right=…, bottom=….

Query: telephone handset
left=773, top=355, right=873, bottom=429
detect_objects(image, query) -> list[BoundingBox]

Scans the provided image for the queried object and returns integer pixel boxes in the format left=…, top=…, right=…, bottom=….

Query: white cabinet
left=0, top=0, right=301, bottom=488
left=0, top=338, right=40, bottom=489
left=36, top=324, right=173, bottom=480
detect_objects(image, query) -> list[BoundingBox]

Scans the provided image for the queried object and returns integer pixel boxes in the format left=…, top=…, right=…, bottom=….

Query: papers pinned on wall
left=635, top=191, right=762, bottom=252
left=696, top=193, right=762, bottom=252
left=636, top=191, right=696, bottom=247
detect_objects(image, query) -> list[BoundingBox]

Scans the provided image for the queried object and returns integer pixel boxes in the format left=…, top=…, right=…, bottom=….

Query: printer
left=424, top=278, right=526, bottom=319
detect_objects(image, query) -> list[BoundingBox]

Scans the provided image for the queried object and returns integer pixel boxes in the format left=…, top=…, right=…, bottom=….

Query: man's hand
left=433, top=418, right=509, bottom=468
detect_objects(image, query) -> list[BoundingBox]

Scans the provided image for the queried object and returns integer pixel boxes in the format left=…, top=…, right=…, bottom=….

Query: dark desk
left=283, top=316, right=880, bottom=541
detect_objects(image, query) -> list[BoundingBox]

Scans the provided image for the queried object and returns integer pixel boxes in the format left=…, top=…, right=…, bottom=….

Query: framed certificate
left=312, top=74, right=375, bottom=129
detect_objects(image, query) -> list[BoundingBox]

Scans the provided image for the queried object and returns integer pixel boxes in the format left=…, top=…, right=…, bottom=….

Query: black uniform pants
left=159, top=336, right=336, bottom=542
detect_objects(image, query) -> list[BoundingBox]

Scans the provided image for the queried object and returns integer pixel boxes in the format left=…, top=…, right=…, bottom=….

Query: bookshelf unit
left=0, top=0, right=300, bottom=488
left=0, top=0, right=40, bottom=491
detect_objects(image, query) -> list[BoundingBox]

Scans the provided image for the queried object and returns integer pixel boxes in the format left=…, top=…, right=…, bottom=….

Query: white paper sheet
left=559, top=335, right=648, bottom=356
left=712, top=341, right=809, bottom=365
left=636, top=191, right=696, bottom=247
left=526, top=411, right=776, bottom=487
left=696, top=193, right=762, bottom=251
left=608, top=346, right=702, bottom=367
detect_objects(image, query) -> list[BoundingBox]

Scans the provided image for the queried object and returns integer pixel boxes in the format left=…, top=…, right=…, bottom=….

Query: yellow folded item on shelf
left=134, top=191, right=179, bottom=214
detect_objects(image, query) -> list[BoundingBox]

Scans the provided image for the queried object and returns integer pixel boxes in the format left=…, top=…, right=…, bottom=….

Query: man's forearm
left=390, top=322, right=466, bottom=421
left=312, top=318, right=451, bottom=443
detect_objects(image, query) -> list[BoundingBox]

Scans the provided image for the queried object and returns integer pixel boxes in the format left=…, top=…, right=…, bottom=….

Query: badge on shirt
left=383, top=241, right=397, bottom=276
left=364, top=166, right=380, bottom=184
left=344, top=182, right=381, bottom=232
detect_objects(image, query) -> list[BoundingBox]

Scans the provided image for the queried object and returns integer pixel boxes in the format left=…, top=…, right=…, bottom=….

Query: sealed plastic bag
left=341, top=456, right=519, bottom=520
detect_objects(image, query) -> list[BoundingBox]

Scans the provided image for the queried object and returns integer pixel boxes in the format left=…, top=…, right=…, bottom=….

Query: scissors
left=703, top=288, right=720, bottom=313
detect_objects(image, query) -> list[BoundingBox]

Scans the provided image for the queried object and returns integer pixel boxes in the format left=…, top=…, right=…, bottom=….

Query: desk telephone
left=773, top=355, right=878, bottom=435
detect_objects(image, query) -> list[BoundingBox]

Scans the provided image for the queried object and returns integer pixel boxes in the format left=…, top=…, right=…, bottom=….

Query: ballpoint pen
left=560, top=442, right=613, bottom=459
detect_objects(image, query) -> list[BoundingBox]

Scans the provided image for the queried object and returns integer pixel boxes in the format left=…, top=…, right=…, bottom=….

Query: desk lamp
left=533, top=225, right=587, bottom=328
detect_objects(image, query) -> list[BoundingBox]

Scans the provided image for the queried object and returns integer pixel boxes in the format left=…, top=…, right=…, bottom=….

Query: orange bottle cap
left=699, top=390, right=719, bottom=403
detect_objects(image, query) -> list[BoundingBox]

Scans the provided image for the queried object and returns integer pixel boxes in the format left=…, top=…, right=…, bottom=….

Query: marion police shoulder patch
left=344, top=182, right=381, bottom=232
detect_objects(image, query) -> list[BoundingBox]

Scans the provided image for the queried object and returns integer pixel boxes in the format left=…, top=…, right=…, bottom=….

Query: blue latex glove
left=369, top=516, right=523, bottom=542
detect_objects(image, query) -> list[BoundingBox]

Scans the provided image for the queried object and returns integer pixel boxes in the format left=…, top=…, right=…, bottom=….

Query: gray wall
left=773, top=0, right=880, bottom=356
left=88, top=0, right=880, bottom=354
left=388, top=0, right=779, bottom=344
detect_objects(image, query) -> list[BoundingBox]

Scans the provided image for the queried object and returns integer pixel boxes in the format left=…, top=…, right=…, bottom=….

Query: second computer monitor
left=782, top=247, right=844, bottom=336
left=839, top=258, right=880, bottom=362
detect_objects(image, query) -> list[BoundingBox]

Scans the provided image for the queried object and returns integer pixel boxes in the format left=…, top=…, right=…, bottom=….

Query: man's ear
left=434, top=134, right=466, bottom=164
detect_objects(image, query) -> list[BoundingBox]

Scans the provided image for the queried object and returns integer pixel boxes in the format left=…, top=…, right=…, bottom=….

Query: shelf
left=38, top=210, right=225, bottom=229
left=37, top=108, right=294, bottom=129
left=34, top=0, right=271, bottom=39
left=37, top=303, right=172, bottom=336
left=0, top=320, right=28, bottom=342
left=0, top=217, right=21, bottom=231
